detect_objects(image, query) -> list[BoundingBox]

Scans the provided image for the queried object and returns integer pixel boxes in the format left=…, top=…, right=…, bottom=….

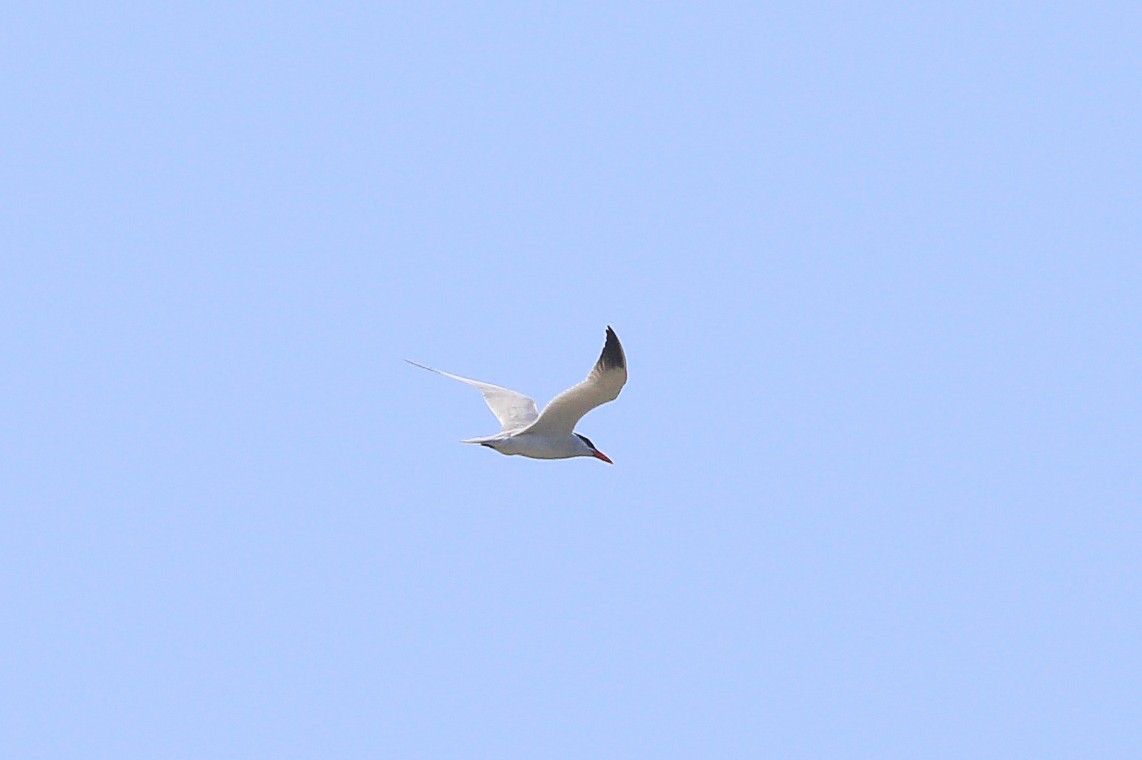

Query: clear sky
left=3, top=3, right=1139, bottom=758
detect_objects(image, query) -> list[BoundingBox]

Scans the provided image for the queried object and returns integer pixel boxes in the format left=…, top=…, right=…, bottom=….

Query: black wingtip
left=597, top=326, right=626, bottom=371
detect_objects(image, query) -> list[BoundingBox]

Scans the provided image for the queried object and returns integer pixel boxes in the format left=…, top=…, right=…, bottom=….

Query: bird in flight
left=407, top=326, right=627, bottom=463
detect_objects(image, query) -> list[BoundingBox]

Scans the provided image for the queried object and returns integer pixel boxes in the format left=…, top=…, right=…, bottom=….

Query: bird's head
left=575, top=433, right=613, bottom=464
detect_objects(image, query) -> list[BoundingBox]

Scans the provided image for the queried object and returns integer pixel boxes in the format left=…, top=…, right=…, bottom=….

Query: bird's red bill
left=593, top=451, right=613, bottom=464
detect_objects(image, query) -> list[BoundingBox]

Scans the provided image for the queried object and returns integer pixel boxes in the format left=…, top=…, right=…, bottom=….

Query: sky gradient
left=3, top=3, right=1140, bottom=758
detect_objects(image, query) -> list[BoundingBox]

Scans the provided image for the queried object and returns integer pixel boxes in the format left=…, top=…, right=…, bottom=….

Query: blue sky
left=3, top=3, right=1139, bottom=757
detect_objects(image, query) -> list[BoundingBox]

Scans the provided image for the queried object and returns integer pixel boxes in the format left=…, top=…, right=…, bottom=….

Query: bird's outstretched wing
left=405, top=360, right=539, bottom=432
left=524, top=326, right=627, bottom=436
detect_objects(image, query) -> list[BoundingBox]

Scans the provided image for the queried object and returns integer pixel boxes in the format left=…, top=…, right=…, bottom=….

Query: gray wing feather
left=405, top=360, right=539, bottom=432
left=524, top=326, right=627, bottom=436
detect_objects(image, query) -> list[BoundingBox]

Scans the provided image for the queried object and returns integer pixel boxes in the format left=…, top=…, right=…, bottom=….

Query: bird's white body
left=408, top=327, right=627, bottom=463
left=463, top=430, right=597, bottom=459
